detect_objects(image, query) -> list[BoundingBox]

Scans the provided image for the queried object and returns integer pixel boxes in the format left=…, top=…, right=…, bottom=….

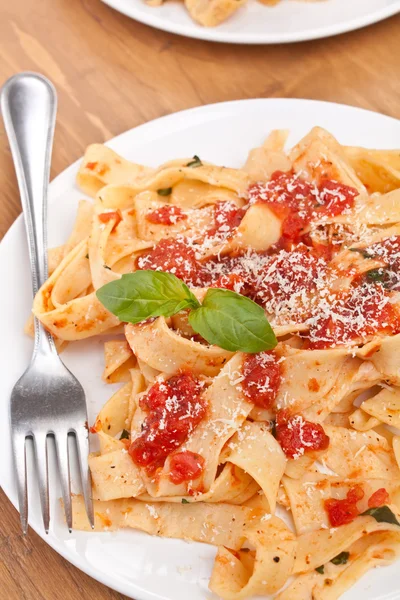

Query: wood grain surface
left=1, top=1, right=399, bottom=598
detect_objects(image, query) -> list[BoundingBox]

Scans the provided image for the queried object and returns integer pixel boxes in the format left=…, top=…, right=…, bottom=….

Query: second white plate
left=102, top=0, right=400, bottom=44
left=1, top=99, right=400, bottom=600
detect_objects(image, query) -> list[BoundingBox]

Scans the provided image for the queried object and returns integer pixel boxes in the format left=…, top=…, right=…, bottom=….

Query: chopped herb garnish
left=366, top=268, right=386, bottom=283
left=103, top=265, right=111, bottom=270
left=349, top=248, right=373, bottom=259
left=157, top=187, right=172, bottom=196
left=361, top=505, right=400, bottom=525
left=331, top=551, right=349, bottom=565
left=186, top=155, right=202, bottom=168
left=315, top=565, right=324, bottom=574
left=181, top=498, right=190, bottom=504
left=119, top=429, right=130, bottom=440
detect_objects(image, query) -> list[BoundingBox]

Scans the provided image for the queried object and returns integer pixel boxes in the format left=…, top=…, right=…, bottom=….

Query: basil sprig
left=361, top=505, right=400, bottom=526
left=97, top=271, right=199, bottom=324
left=188, top=288, right=275, bottom=353
left=96, top=271, right=277, bottom=354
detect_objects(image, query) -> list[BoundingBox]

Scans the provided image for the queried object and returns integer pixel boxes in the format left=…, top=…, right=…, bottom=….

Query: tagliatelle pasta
left=32, top=126, right=400, bottom=599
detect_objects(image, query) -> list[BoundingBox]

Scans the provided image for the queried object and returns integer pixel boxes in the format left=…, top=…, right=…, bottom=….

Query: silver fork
left=1, top=72, right=94, bottom=534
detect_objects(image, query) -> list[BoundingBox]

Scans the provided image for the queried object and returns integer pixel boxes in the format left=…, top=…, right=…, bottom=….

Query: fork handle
left=1, top=73, right=58, bottom=355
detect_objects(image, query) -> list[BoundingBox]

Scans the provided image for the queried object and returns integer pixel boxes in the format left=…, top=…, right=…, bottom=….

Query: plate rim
left=2, top=97, right=400, bottom=600
left=101, top=0, right=400, bottom=44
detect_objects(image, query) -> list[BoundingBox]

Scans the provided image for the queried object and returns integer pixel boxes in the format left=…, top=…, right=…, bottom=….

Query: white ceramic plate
left=1, top=99, right=400, bottom=600
left=101, top=0, right=400, bottom=44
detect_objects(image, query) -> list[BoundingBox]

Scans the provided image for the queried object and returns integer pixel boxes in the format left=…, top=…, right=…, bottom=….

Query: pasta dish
left=31, top=126, right=400, bottom=599
left=146, top=0, right=323, bottom=28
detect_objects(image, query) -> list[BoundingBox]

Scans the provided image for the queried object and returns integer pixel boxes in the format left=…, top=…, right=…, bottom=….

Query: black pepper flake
left=273, top=556, right=280, bottom=563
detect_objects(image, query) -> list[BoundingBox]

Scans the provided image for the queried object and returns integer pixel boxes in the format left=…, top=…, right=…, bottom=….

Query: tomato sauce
left=129, top=373, right=206, bottom=474
left=363, top=236, right=400, bottom=291
left=146, top=205, right=187, bottom=226
left=248, top=171, right=358, bottom=247
left=308, top=280, right=400, bottom=349
left=254, top=245, right=326, bottom=310
left=241, top=351, right=281, bottom=409
left=169, top=451, right=205, bottom=484
left=275, top=409, right=330, bottom=459
left=324, top=485, right=365, bottom=527
left=137, top=238, right=205, bottom=286
left=202, top=244, right=326, bottom=320
left=324, top=486, right=390, bottom=526
left=208, top=202, right=245, bottom=236
left=86, top=161, right=109, bottom=176
left=368, top=488, right=390, bottom=508
left=98, top=210, right=122, bottom=231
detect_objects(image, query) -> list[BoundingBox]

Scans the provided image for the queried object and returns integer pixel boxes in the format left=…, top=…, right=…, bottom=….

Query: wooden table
left=1, top=0, right=399, bottom=597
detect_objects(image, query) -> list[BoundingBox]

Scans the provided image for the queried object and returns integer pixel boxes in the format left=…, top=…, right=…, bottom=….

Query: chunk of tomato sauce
left=308, top=280, right=400, bottom=349
left=241, top=351, right=281, bottom=409
left=207, top=201, right=246, bottom=236
left=202, top=252, right=260, bottom=297
left=212, top=272, right=248, bottom=293
left=325, top=486, right=391, bottom=527
left=248, top=171, right=358, bottom=247
left=146, top=205, right=187, bottom=226
left=169, top=451, right=205, bottom=484
left=368, top=487, right=390, bottom=508
left=202, top=245, right=326, bottom=318
left=275, top=409, right=330, bottom=459
left=137, top=238, right=205, bottom=286
left=324, top=485, right=364, bottom=527
left=254, top=245, right=326, bottom=310
left=129, top=373, right=206, bottom=474
left=362, top=236, right=400, bottom=291
left=98, top=210, right=122, bottom=231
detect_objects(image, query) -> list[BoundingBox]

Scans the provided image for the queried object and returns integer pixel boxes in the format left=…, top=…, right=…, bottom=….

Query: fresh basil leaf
left=366, top=268, right=386, bottom=283
left=119, top=429, right=130, bottom=440
left=315, top=565, right=324, bottom=574
left=186, top=155, right=202, bottom=168
left=96, top=271, right=200, bottom=324
left=361, top=505, right=400, bottom=526
left=188, top=288, right=277, bottom=353
left=330, top=551, right=349, bottom=565
left=181, top=498, right=190, bottom=504
left=349, top=248, right=373, bottom=259
left=157, top=187, right=172, bottom=196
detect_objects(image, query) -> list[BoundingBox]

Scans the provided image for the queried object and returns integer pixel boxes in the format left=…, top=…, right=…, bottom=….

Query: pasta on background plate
left=147, top=0, right=324, bottom=28
left=31, top=126, right=400, bottom=600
